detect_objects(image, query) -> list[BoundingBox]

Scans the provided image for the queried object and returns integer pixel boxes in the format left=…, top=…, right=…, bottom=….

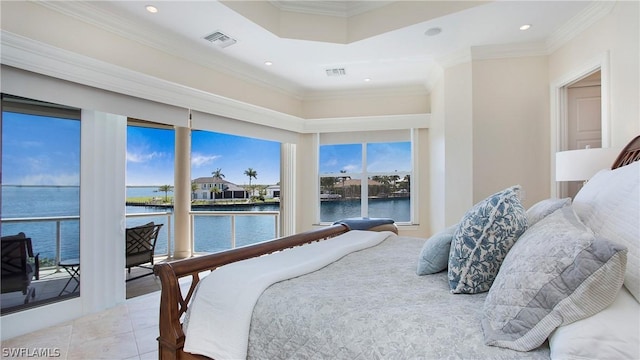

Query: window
left=190, top=130, right=281, bottom=252
left=319, top=133, right=413, bottom=224
left=125, top=122, right=175, bottom=263
left=1, top=94, right=81, bottom=314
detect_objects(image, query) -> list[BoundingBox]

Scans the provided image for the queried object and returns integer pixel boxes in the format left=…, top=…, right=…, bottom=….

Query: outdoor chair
left=125, top=222, right=163, bottom=281
left=1, top=232, right=40, bottom=304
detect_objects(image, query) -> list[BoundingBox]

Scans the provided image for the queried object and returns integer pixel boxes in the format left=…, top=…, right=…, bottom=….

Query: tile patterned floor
left=2, top=282, right=163, bottom=360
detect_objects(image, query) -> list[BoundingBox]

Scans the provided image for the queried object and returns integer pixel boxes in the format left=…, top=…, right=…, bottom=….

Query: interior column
left=173, top=126, right=192, bottom=259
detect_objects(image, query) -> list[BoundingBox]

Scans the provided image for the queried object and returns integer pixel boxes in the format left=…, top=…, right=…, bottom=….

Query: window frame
left=317, top=130, right=416, bottom=225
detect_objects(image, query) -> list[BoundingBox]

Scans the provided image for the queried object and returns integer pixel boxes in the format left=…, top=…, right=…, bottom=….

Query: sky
left=319, top=142, right=411, bottom=175
left=127, top=127, right=281, bottom=186
left=2, top=113, right=81, bottom=186
left=3, top=112, right=409, bottom=187
left=2, top=113, right=281, bottom=186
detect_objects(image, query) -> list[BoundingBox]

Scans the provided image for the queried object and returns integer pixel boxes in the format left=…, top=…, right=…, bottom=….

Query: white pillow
left=573, top=161, right=640, bottom=302
left=549, top=286, right=640, bottom=360
left=526, top=197, right=571, bottom=227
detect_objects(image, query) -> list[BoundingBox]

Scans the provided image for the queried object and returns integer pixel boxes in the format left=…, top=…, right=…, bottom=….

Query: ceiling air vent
left=325, top=68, right=346, bottom=77
left=204, top=31, right=237, bottom=48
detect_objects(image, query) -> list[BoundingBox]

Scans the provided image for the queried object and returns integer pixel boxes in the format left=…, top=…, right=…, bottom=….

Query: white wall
left=472, top=56, right=550, bottom=207
left=428, top=74, right=446, bottom=233
left=442, top=62, right=474, bottom=226
left=301, top=91, right=430, bottom=119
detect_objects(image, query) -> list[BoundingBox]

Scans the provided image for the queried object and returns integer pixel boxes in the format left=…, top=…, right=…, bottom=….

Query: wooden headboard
left=612, top=135, right=640, bottom=169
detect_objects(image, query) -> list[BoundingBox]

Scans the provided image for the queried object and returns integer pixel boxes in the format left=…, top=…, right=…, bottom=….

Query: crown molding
left=303, top=114, right=430, bottom=133
left=437, top=1, right=615, bottom=66
left=546, top=1, right=616, bottom=53
left=268, top=1, right=393, bottom=18
left=423, top=65, right=444, bottom=93
left=436, top=48, right=472, bottom=69
left=0, top=31, right=305, bottom=133
left=302, top=83, right=429, bottom=101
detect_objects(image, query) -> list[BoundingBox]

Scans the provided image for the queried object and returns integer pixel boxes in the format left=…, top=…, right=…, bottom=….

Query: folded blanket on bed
left=182, top=230, right=394, bottom=360
left=333, top=217, right=395, bottom=230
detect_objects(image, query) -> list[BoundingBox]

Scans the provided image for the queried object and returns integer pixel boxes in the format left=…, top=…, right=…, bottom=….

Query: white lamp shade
left=556, top=147, right=621, bottom=181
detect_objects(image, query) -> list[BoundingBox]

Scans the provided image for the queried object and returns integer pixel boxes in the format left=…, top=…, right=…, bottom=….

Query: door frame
left=550, top=51, right=611, bottom=197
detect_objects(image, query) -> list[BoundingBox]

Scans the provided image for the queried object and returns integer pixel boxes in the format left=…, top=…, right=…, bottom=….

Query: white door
left=566, top=73, right=601, bottom=198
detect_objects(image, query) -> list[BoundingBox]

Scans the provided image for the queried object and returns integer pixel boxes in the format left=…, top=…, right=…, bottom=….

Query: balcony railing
left=2, top=210, right=280, bottom=265
left=189, top=210, right=280, bottom=253
left=125, top=211, right=173, bottom=257
left=1, top=215, right=79, bottom=272
left=1, top=212, right=173, bottom=271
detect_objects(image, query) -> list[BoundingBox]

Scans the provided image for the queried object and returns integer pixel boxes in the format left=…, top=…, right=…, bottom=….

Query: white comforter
left=182, top=230, right=393, bottom=360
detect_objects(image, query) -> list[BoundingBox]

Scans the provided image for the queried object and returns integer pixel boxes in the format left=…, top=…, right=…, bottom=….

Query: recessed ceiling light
left=264, top=61, right=273, bottom=66
left=425, top=27, right=442, bottom=37
left=364, top=78, right=371, bottom=82
left=520, top=24, right=532, bottom=31
left=146, top=5, right=158, bottom=13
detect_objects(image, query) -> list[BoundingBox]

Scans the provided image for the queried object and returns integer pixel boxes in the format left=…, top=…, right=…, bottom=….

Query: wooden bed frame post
left=154, top=264, right=187, bottom=360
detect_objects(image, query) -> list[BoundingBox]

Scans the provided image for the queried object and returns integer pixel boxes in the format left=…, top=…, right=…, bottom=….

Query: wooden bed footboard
left=153, top=224, right=350, bottom=360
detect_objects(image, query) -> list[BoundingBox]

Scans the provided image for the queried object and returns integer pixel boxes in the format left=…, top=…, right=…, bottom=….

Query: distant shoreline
left=126, top=201, right=279, bottom=209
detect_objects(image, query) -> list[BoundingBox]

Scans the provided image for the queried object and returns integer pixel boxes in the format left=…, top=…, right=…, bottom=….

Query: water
left=320, top=197, right=410, bottom=222
left=2, top=186, right=80, bottom=263
left=0, top=186, right=283, bottom=260
left=2, top=186, right=409, bottom=261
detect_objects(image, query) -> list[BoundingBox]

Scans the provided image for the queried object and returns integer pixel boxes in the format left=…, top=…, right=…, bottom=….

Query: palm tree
left=339, top=170, right=350, bottom=197
left=244, top=168, right=257, bottom=187
left=212, top=168, right=225, bottom=199
left=210, top=186, right=220, bottom=200
left=191, top=181, right=198, bottom=200
left=320, top=176, right=337, bottom=194
left=212, top=168, right=225, bottom=179
left=156, top=184, right=174, bottom=202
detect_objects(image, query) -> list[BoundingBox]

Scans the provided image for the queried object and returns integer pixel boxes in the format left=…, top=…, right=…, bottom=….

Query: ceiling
left=43, top=1, right=601, bottom=98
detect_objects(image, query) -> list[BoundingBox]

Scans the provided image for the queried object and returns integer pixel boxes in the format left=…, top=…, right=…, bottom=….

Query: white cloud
left=126, top=150, right=163, bottom=163
left=342, top=164, right=359, bottom=172
left=191, top=153, right=221, bottom=167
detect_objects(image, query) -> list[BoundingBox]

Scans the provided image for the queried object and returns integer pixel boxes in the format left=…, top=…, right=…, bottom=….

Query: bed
left=154, top=135, right=640, bottom=360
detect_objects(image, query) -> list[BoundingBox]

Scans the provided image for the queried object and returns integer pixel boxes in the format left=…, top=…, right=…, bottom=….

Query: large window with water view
left=190, top=130, right=281, bottom=253
left=125, top=126, right=281, bottom=264
left=125, top=122, right=175, bottom=283
left=1, top=95, right=81, bottom=314
left=319, top=137, right=412, bottom=224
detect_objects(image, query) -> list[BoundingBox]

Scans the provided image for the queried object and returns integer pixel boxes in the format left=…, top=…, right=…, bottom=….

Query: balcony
left=1, top=210, right=280, bottom=314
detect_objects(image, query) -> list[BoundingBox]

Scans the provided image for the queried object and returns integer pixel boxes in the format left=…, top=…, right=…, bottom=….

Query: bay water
left=2, top=186, right=409, bottom=261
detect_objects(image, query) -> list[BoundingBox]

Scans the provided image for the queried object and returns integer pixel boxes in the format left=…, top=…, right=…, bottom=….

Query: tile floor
left=2, top=288, right=162, bottom=360
left=1, top=268, right=175, bottom=360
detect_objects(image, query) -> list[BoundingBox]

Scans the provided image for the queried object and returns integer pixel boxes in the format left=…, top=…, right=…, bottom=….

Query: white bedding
left=549, top=286, right=640, bottom=360
left=182, top=230, right=393, bottom=360
left=572, top=161, right=640, bottom=302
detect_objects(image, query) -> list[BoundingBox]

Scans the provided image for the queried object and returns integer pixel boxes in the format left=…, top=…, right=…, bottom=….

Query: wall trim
left=303, top=114, right=430, bottom=133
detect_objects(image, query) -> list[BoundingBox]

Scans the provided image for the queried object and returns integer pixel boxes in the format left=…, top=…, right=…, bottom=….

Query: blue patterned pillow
left=448, top=186, right=527, bottom=294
